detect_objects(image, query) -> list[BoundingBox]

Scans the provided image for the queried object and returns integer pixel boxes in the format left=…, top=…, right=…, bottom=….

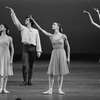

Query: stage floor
left=0, top=60, right=100, bottom=100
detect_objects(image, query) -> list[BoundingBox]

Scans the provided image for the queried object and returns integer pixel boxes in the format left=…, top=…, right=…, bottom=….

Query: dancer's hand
left=37, top=52, right=41, bottom=58
left=99, top=58, right=100, bottom=63
left=10, top=60, right=13, bottom=64
left=29, top=15, right=33, bottom=19
left=68, top=58, right=70, bottom=62
left=29, top=15, right=35, bottom=21
left=6, top=6, right=12, bottom=10
left=83, top=10, right=90, bottom=14
left=6, top=6, right=14, bottom=13
left=67, top=58, right=70, bottom=65
left=94, top=8, right=99, bottom=13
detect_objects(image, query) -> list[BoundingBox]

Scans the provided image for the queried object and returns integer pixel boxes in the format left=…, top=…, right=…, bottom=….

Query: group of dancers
left=0, top=6, right=99, bottom=95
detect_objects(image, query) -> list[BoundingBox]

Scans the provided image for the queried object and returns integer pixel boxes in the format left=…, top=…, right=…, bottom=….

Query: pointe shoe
left=42, top=90, right=53, bottom=95
left=58, top=90, right=65, bottom=95
left=3, top=89, right=10, bottom=94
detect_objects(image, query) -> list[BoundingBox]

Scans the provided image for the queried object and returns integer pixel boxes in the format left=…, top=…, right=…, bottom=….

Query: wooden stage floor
left=0, top=60, right=100, bottom=100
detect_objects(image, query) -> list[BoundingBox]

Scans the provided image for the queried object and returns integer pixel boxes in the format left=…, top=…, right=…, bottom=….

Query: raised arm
left=94, top=8, right=100, bottom=21
left=83, top=10, right=100, bottom=29
left=6, top=6, right=24, bottom=31
left=9, top=37, right=14, bottom=63
left=29, top=15, right=52, bottom=37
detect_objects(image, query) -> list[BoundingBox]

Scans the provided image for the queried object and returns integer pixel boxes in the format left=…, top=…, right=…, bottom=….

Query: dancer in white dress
left=0, top=24, right=14, bottom=93
left=30, top=16, right=70, bottom=95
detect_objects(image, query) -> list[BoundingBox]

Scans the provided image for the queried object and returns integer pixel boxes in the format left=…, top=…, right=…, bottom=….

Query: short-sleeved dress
left=47, top=34, right=69, bottom=75
left=0, top=35, right=13, bottom=77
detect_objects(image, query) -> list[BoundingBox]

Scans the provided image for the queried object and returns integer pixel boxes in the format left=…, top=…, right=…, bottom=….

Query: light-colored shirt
left=11, top=12, right=42, bottom=53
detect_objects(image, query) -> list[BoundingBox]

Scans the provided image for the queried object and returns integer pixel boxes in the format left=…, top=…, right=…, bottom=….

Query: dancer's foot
left=0, top=88, right=3, bottom=93
left=27, top=81, right=32, bottom=85
left=58, top=90, right=65, bottom=95
left=20, top=81, right=27, bottom=86
left=43, top=89, right=53, bottom=95
left=3, top=89, right=10, bottom=94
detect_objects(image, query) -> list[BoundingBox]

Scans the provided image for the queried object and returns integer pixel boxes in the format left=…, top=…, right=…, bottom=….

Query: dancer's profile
left=30, top=15, right=70, bottom=95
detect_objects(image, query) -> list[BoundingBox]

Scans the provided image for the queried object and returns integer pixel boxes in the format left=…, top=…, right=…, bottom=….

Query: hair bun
left=7, top=29, right=9, bottom=34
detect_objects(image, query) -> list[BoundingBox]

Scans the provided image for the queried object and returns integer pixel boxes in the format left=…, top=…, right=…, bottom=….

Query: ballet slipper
left=42, top=89, right=53, bottom=95
left=2, top=89, right=10, bottom=94
left=58, top=90, right=65, bottom=95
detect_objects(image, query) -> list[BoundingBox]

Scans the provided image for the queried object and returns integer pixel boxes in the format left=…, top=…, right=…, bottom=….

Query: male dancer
left=6, top=7, right=42, bottom=86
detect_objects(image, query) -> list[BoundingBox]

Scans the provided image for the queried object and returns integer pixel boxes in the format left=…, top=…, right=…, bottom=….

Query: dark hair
left=3, top=24, right=9, bottom=35
left=57, top=23, right=63, bottom=33
left=25, top=16, right=35, bottom=27
left=15, top=98, right=22, bottom=100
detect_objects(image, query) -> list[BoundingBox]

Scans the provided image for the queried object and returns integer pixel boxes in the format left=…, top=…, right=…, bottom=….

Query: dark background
left=0, top=0, right=100, bottom=60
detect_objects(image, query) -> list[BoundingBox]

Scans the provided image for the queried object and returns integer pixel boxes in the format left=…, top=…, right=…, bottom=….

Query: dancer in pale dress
left=30, top=16, right=70, bottom=94
left=0, top=24, right=14, bottom=93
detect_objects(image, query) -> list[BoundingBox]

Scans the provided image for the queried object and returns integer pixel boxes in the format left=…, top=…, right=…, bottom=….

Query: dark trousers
left=22, top=44, right=36, bottom=82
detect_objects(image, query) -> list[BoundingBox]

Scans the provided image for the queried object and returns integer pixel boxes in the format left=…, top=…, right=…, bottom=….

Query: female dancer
left=0, top=24, right=14, bottom=93
left=30, top=16, right=70, bottom=94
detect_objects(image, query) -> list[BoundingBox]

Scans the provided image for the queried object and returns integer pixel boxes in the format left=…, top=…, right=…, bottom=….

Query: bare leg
left=0, top=77, right=4, bottom=93
left=43, top=75, right=54, bottom=94
left=2, top=76, right=10, bottom=93
left=58, top=75, right=65, bottom=94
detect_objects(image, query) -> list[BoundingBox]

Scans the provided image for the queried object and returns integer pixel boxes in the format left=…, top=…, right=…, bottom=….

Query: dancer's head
left=52, top=22, right=63, bottom=33
left=0, top=24, right=9, bottom=34
left=15, top=98, right=22, bottom=100
left=25, top=16, right=34, bottom=27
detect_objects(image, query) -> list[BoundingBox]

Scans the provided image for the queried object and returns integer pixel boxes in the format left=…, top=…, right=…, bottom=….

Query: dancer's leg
left=20, top=45, right=29, bottom=86
left=43, top=75, right=54, bottom=94
left=58, top=75, right=65, bottom=94
left=3, top=76, right=10, bottom=93
left=0, top=77, right=4, bottom=93
left=28, top=47, right=36, bottom=85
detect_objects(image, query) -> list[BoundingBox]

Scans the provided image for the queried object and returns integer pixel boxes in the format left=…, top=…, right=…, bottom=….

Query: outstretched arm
left=83, top=10, right=100, bottom=29
left=6, top=6, right=24, bottom=30
left=94, top=8, right=100, bottom=21
left=29, top=15, right=52, bottom=37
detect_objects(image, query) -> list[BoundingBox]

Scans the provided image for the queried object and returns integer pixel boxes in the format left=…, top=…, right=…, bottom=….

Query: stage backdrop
left=0, top=0, right=100, bottom=55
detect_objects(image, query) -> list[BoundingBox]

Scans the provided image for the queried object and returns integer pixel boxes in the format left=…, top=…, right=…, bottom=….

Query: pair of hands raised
left=83, top=8, right=99, bottom=14
left=6, top=6, right=99, bottom=16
